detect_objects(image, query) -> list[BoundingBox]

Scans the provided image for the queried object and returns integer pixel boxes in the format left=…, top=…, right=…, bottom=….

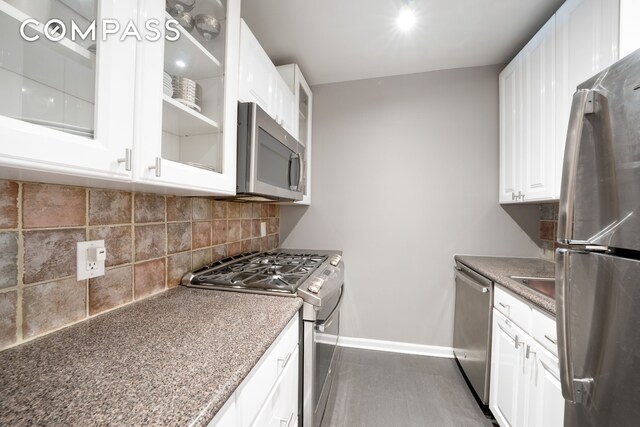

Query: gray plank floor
left=320, top=348, right=494, bottom=427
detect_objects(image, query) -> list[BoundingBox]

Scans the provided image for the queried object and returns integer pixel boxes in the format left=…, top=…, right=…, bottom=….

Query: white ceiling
left=241, top=0, right=565, bottom=85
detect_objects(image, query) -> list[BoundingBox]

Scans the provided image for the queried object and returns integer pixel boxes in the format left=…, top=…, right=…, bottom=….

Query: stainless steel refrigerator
left=556, top=48, right=640, bottom=427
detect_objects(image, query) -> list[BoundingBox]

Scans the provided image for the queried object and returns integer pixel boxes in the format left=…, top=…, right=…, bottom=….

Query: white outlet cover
left=77, top=240, right=106, bottom=280
left=260, top=221, right=267, bottom=237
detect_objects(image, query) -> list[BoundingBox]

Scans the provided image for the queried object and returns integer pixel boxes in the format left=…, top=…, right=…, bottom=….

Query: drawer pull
left=526, top=344, right=536, bottom=359
left=278, top=351, right=293, bottom=368
left=544, top=335, right=558, bottom=345
left=498, top=302, right=510, bottom=309
left=279, top=412, right=295, bottom=427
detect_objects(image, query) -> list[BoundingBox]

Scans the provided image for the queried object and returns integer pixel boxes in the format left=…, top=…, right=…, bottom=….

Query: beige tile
left=212, top=200, right=227, bottom=219
left=268, top=217, right=279, bottom=235
left=134, top=224, right=166, bottom=261
left=89, top=189, right=132, bottom=225
left=269, top=204, right=279, bottom=218
left=192, top=198, right=212, bottom=220
left=241, top=239, right=251, bottom=254
left=212, top=245, right=227, bottom=262
left=89, top=226, right=132, bottom=267
left=250, top=238, right=261, bottom=253
left=540, top=221, right=556, bottom=241
left=227, top=241, right=242, bottom=256
left=89, top=266, right=132, bottom=315
left=228, top=202, right=242, bottom=218
left=23, top=183, right=85, bottom=228
left=0, top=291, right=17, bottom=349
left=252, top=203, right=261, bottom=219
left=251, top=219, right=261, bottom=238
left=134, top=193, right=165, bottom=223
left=228, top=219, right=241, bottom=243
left=167, top=252, right=192, bottom=288
left=0, top=232, right=18, bottom=289
left=212, top=220, right=227, bottom=246
left=168, top=222, right=191, bottom=254
left=241, top=219, right=252, bottom=240
left=23, top=229, right=85, bottom=284
left=260, top=204, right=270, bottom=218
left=241, top=203, right=253, bottom=219
left=0, top=181, right=18, bottom=229
left=268, top=234, right=279, bottom=250
left=134, top=259, right=165, bottom=299
left=192, top=221, right=212, bottom=249
left=23, top=278, right=86, bottom=339
left=167, top=196, right=192, bottom=222
left=192, top=248, right=212, bottom=269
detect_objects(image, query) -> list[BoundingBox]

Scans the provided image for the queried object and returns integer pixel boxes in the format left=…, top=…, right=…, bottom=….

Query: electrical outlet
left=260, top=221, right=267, bottom=237
left=77, top=240, right=106, bottom=280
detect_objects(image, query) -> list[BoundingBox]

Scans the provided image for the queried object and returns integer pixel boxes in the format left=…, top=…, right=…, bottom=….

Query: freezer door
left=556, top=249, right=640, bottom=427
left=557, top=49, right=640, bottom=251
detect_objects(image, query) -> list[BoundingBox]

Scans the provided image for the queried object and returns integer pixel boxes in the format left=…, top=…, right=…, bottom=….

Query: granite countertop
left=455, top=255, right=556, bottom=314
left=0, top=287, right=303, bottom=426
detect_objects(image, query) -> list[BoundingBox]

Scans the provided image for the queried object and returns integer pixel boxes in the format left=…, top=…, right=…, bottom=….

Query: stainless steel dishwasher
left=453, top=261, right=493, bottom=405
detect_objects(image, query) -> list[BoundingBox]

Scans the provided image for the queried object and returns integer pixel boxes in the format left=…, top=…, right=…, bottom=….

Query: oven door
left=313, top=286, right=343, bottom=426
left=237, top=102, right=303, bottom=201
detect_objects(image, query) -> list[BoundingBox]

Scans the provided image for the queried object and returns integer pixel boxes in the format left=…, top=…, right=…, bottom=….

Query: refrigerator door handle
left=558, top=89, right=595, bottom=244
left=556, top=248, right=577, bottom=402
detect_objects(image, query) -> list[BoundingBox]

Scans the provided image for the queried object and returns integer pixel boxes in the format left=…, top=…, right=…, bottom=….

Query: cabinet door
left=0, top=0, right=137, bottom=183
left=528, top=343, right=565, bottom=427
left=521, top=16, right=557, bottom=201
left=490, top=310, right=527, bottom=427
left=134, top=0, right=239, bottom=195
left=499, top=55, right=522, bottom=203
left=555, top=0, right=619, bottom=190
left=276, top=76, right=296, bottom=136
left=239, top=19, right=275, bottom=115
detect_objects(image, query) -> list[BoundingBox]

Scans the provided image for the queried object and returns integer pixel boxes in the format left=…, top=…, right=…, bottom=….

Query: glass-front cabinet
left=0, top=0, right=137, bottom=182
left=134, top=0, right=239, bottom=195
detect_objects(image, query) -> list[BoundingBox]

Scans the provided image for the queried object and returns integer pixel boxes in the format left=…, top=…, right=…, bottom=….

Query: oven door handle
left=317, top=286, right=344, bottom=332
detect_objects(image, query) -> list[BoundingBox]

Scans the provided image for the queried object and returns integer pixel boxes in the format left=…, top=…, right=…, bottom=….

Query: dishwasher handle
left=455, top=267, right=490, bottom=294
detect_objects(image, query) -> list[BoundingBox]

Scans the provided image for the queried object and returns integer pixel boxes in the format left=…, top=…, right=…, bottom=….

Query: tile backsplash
left=0, top=180, right=280, bottom=351
left=539, top=202, right=559, bottom=261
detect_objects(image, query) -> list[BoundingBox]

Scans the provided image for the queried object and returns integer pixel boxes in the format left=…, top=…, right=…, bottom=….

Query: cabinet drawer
left=494, top=285, right=532, bottom=333
left=237, top=315, right=299, bottom=427
left=251, top=346, right=299, bottom=427
left=532, top=308, right=558, bottom=356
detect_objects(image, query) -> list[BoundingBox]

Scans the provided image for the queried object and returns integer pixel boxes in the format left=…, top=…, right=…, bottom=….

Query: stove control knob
left=307, top=278, right=324, bottom=294
left=329, top=254, right=342, bottom=266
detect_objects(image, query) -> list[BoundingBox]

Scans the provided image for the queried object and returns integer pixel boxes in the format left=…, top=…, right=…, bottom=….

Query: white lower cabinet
left=490, top=287, right=564, bottom=427
left=209, top=315, right=299, bottom=427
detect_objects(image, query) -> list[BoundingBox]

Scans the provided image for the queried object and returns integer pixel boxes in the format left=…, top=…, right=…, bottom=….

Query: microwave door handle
left=297, top=153, right=305, bottom=192
left=558, top=89, right=595, bottom=244
left=289, top=153, right=300, bottom=191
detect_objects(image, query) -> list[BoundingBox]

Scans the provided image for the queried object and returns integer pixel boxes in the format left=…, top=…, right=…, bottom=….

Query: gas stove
left=182, top=249, right=343, bottom=306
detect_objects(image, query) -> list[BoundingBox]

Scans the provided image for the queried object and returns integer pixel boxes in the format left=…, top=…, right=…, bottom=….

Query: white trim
left=338, top=336, right=454, bottom=358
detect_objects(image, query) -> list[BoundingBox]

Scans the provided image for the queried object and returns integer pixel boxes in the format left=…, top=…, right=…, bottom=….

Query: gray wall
left=280, top=65, right=541, bottom=348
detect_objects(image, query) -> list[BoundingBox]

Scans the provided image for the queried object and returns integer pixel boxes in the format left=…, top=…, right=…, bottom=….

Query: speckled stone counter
left=0, top=287, right=302, bottom=426
left=455, top=255, right=556, bottom=314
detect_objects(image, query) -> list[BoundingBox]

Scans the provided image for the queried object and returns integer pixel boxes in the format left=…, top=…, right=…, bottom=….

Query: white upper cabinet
left=500, top=0, right=624, bottom=204
left=238, top=20, right=296, bottom=136
left=0, top=0, right=138, bottom=185
left=277, top=64, right=312, bottom=205
left=133, top=0, right=239, bottom=195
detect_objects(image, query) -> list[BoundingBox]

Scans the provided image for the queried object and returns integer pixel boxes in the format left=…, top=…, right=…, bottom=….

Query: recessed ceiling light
left=176, top=60, right=186, bottom=68
left=397, top=5, right=416, bottom=31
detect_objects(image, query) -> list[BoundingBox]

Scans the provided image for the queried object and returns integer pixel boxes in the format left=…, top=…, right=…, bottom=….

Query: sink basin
left=509, top=276, right=556, bottom=299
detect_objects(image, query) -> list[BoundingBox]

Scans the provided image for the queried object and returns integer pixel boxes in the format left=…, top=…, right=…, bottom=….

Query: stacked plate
left=171, top=76, right=202, bottom=112
left=163, top=72, right=173, bottom=97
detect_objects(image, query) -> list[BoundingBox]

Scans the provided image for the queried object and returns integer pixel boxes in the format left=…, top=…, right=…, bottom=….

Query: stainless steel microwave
left=236, top=102, right=305, bottom=202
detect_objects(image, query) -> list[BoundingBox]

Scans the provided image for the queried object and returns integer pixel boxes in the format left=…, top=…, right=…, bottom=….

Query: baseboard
left=337, top=336, right=454, bottom=358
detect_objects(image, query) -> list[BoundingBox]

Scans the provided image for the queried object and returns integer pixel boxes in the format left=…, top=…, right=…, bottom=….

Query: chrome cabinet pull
left=279, top=412, right=294, bottom=427
left=544, top=335, right=558, bottom=345
left=498, top=302, right=510, bottom=311
left=148, top=157, right=162, bottom=177
left=117, top=148, right=132, bottom=171
left=278, top=351, right=292, bottom=368
left=526, top=344, right=536, bottom=359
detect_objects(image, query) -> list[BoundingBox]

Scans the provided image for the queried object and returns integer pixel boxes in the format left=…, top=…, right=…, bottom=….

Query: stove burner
left=189, top=252, right=329, bottom=294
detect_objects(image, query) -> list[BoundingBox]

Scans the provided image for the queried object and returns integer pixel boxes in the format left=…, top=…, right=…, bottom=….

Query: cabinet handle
left=498, top=302, right=510, bottom=313
left=511, top=192, right=516, bottom=201
left=278, top=351, right=292, bottom=368
left=279, top=412, right=295, bottom=427
left=514, top=334, right=522, bottom=349
left=148, top=157, right=162, bottom=177
left=117, top=148, right=132, bottom=171
left=526, top=344, right=536, bottom=359
left=544, top=335, right=558, bottom=345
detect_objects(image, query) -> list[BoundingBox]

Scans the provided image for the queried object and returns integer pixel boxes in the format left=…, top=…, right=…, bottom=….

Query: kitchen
left=0, top=0, right=638, bottom=426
